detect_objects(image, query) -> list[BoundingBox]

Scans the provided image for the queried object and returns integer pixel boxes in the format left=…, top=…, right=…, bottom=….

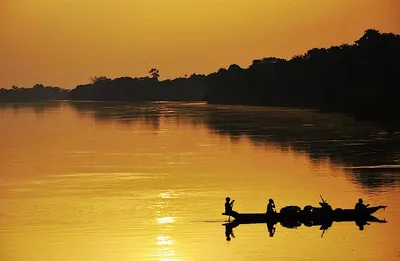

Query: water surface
left=1, top=101, right=399, bottom=261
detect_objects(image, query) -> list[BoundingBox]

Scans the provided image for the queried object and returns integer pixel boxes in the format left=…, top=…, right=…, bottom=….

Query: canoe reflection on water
left=223, top=215, right=387, bottom=240
left=222, top=201, right=388, bottom=240
left=223, top=208, right=387, bottom=241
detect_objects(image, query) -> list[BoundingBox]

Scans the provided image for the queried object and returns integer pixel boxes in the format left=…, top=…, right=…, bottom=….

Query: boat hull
left=223, top=206, right=386, bottom=225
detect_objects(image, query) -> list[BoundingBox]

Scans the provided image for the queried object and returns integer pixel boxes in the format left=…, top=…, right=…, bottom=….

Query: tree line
left=0, top=84, right=68, bottom=102
left=69, top=71, right=207, bottom=102
left=205, top=29, right=400, bottom=126
left=1, top=29, right=399, bottom=125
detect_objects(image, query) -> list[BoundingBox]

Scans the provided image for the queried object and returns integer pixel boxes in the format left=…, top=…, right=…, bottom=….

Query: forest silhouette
left=205, top=29, right=400, bottom=126
left=0, top=84, right=68, bottom=102
left=1, top=29, right=399, bottom=126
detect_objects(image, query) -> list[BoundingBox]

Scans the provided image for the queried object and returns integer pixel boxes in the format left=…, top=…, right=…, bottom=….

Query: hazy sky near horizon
left=1, top=0, right=399, bottom=89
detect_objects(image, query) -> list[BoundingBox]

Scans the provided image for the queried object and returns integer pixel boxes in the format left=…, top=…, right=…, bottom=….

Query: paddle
left=228, top=200, right=235, bottom=222
left=320, top=195, right=326, bottom=204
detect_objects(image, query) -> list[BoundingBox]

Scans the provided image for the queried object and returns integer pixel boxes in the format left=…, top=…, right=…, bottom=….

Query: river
left=0, top=101, right=399, bottom=261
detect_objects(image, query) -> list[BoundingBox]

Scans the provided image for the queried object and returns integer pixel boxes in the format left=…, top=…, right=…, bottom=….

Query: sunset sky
left=1, top=0, right=399, bottom=89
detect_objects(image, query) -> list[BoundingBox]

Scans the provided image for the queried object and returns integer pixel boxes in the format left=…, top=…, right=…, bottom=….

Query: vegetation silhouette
left=1, top=29, right=399, bottom=127
left=2, top=28, right=399, bottom=187
left=0, top=84, right=68, bottom=102
left=149, top=68, right=160, bottom=80
left=206, top=29, right=400, bottom=127
left=69, top=72, right=207, bottom=102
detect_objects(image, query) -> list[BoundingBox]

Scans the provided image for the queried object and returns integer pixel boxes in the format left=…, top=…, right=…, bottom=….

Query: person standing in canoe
left=355, top=198, right=370, bottom=211
left=266, top=199, right=276, bottom=214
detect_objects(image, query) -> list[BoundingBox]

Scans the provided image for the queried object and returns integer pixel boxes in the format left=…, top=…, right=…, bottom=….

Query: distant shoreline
left=1, top=29, right=399, bottom=129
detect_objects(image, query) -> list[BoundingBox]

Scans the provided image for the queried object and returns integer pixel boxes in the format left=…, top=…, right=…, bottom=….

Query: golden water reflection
left=0, top=102, right=399, bottom=261
left=157, top=217, right=175, bottom=225
left=154, top=235, right=179, bottom=261
left=153, top=190, right=179, bottom=260
left=157, top=235, right=174, bottom=246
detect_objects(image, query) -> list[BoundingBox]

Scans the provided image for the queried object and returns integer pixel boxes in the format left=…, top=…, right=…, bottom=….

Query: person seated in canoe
left=319, top=201, right=333, bottom=211
left=319, top=196, right=333, bottom=211
left=225, top=197, right=235, bottom=214
left=266, top=199, right=276, bottom=214
left=355, top=198, right=369, bottom=211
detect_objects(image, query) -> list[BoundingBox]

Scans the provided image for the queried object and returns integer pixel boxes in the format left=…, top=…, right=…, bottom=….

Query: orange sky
left=1, top=0, right=399, bottom=89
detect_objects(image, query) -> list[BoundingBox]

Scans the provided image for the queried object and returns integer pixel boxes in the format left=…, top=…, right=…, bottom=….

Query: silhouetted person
left=266, top=199, right=276, bottom=214
left=355, top=219, right=370, bottom=231
left=355, top=198, right=369, bottom=211
left=320, top=220, right=333, bottom=231
left=266, top=220, right=276, bottom=237
left=319, top=196, right=333, bottom=211
left=223, top=221, right=238, bottom=241
left=225, top=197, right=235, bottom=214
